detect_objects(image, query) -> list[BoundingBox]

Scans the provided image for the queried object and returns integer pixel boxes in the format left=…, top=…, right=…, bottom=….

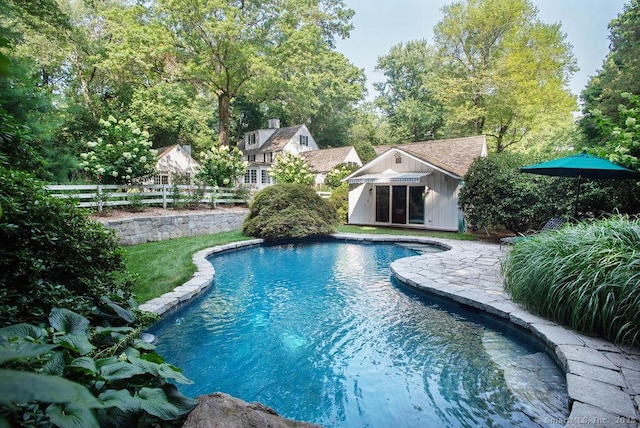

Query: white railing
left=45, top=184, right=251, bottom=211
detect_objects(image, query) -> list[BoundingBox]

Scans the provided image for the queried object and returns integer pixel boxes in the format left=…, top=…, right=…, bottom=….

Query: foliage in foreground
left=243, top=183, right=339, bottom=240
left=0, top=166, right=135, bottom=327
left=0, top=308, right=196, bottom=427
left=502, top=216, right=640, bottom=344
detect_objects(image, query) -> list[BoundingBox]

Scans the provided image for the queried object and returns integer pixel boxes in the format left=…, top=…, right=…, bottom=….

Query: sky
left=334, top=0, right=628, bottom=101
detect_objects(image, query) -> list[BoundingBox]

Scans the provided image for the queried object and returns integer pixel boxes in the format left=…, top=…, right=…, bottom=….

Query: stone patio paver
left=139, top=233, right=640, bottom=427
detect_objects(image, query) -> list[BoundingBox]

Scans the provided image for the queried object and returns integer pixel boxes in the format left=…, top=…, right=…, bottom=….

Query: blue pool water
left=150, top=240, right=568, bottom=427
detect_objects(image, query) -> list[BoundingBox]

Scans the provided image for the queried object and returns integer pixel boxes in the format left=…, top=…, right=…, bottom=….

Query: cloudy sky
left=335, top=0, right=628, bottom=101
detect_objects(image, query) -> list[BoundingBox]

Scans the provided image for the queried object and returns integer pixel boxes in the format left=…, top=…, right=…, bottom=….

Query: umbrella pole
left=573, top=175, right=582, bottom=219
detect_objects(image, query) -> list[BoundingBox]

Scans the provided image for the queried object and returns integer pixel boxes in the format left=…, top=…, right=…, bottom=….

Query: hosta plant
left=0, top=308, right=196, bottom=427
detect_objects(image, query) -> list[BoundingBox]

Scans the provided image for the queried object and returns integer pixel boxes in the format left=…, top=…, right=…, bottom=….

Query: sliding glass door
left=408, top=186, right=425, bottom=225
left=375, top=185, right=425, bottom=225
left=391, top=186, right=407, bottom=224
left=375, top=186, right=389, bottom=223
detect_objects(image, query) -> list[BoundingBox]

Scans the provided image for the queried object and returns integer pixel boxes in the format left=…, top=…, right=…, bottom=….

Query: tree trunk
left=218, top=91, right=231, bottom=146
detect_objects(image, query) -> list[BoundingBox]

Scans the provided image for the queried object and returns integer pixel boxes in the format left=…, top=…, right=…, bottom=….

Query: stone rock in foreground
left=182, top=392, right=322, bottom=428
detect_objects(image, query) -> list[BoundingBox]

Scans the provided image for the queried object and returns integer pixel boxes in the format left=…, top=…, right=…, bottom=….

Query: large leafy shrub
left=460, top=152, right=640, bottom=231
left=243, top=183, right=339, bottom=240
left=325, top=162, right=359, bottom=189
left=79, top=116, right=157, bottom=185
left=502, top=216, right=640, bottom=344
left=196, top=144, right=247, bottom=187
left=0, top=308, right=196, bottom=427
left=0, top=167, right=134, bottom=327
left=328, top=182, right=349, bottom=223
left=459, top=152, right=572, bottom=233
left=267, top=152, right=315, bottom=185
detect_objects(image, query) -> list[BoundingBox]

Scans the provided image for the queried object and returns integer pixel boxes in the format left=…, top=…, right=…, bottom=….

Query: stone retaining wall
left=96, top=209, right=249, bottom=245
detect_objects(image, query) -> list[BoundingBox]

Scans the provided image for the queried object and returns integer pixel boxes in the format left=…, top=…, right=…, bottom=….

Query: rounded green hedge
left=502, top=215, right=640, bottom=344
left=243, top=183, right=339, bottom=241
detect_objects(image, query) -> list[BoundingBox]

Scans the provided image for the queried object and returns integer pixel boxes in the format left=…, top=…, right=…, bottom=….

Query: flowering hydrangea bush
left=268, top=152, right=315, bottom=185
left=79, top=116, right=157, bottom=184
left=196, top=145, right=248, bottom=187
left=325, top=162, right=360, bottom=188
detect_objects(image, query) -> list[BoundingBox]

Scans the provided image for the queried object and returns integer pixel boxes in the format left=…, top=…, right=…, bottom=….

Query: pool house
left=343, top=135, right=487, bottom=232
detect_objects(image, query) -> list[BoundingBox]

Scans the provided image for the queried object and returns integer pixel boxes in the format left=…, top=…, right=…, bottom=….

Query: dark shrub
left=460, top=152, right=572, bottom=233
left=243, top=183, right=339, bottom=240
left=0, top=167, right=134, bottom=327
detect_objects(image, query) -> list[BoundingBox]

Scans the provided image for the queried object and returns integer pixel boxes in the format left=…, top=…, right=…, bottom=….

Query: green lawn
left=126, top=226, right=475, bottom=303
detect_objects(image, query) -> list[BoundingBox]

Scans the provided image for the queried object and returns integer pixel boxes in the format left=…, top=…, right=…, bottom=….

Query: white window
left=244, top=169, right=257, bottom=184
left=300, top=135, right=309, bottom=146
left=154, top=174, right=169, bottom=185
left=247, top=133, right=257, bottom=146
left=261, top=170, right=270, bottom=184
left=248, top=154, right=256, bottom=162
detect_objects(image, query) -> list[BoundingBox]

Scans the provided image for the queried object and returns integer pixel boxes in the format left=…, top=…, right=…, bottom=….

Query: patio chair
left=500, top=217, right=565, bottom=248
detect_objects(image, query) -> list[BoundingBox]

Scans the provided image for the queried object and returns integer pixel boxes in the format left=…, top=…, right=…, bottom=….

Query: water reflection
left=150, top=241, right=568, bottom=427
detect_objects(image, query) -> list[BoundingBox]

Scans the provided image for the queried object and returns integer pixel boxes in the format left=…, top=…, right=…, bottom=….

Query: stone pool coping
left=138, top=233, right=640, bottom=426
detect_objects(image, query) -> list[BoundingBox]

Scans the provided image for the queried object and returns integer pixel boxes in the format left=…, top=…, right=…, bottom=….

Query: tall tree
left=579, top=0, right=640, bottom=146
left=158, top=0, right=355, bottom=146
left=374, top=40, right=444, bottom=143
left=262, top=46, right=365, bottom=147
left=433, top=0, right=577, bottom=152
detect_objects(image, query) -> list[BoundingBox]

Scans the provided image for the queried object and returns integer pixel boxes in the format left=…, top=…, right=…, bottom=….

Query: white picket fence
left=45, top=184, right=251, bottom=211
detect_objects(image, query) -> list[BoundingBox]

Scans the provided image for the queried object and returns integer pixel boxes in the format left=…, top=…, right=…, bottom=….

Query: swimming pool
left=150, top=240, right=567, bottom=427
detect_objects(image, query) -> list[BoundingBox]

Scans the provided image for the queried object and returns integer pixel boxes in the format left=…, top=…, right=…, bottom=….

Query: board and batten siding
left=347, top=150, right=461, bottom=231
left=424, top=172, right=459, bottom=231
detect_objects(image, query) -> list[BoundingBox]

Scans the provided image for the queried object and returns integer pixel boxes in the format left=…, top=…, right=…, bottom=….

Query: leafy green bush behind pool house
left=502, top=215, right=640, bottom=345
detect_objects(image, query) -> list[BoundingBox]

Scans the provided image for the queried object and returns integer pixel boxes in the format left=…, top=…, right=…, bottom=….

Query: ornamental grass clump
left=502, top=215, right=640, bottom=345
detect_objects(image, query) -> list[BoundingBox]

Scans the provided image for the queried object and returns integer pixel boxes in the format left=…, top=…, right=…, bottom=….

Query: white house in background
left=300, top=146, right=362, bottom=187
left=238, top=118, right=319, bottom=188
left=152, top=144, right=200, bottom=185
left=343, top=135, right=487, bottom=232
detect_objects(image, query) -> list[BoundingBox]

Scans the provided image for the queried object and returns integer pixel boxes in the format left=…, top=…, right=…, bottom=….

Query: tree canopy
left=579, top=0, right=640, bottom=169
left=372, top=0, right=578, bottom=152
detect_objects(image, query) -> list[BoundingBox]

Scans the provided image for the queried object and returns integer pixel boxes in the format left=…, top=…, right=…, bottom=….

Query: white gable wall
left=344, top=147, right=363, bottom=166
left=155, top=146, right=199, bottom=175
left=346, top=149, right=461, bottom=231
left=281, top=126, right=319, bottom=156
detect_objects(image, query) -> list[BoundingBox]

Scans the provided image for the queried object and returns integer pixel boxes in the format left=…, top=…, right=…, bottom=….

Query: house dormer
left=244, top=118, right=281, bottom=150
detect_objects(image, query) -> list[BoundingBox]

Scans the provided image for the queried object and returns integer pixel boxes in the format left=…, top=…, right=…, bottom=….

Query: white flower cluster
left=78, top=116, right=156, bottom=184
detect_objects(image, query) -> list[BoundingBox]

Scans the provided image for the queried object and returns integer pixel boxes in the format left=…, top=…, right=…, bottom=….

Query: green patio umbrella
left=520, top=151, right=640, bottom=218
